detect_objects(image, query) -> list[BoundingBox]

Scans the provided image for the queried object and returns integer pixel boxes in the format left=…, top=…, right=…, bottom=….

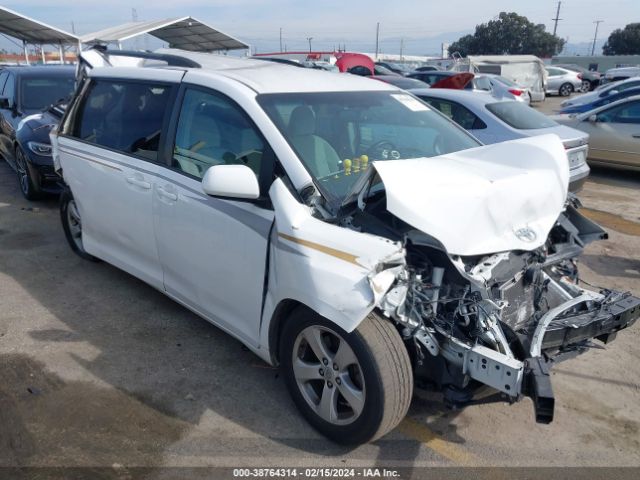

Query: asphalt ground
left=1, top=94, right=639, bottom=479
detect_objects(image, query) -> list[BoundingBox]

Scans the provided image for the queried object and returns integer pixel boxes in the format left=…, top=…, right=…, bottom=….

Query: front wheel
left=60, top=189, right=99, bottom=261
left=15, top=146, right=40, bottom=200
left=280, top=309, right=413, bottom=444
left=559, top=83, right=573, bottom=96
left=581, top=80, right=591, bottom=93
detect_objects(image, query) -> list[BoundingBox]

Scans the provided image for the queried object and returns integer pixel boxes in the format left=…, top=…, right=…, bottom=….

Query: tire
left=280, top=308, right=413, bottom=445
left=559, top=83, right=573, bottom=97
left=60, top=188, right=99, bottom=262
left=15, top=146, right=40, bottom=201
left=581, top=80, right=591, bottom=93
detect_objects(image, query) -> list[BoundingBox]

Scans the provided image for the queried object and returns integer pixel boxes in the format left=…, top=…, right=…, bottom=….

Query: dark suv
left=0, top=66, right=75, bottom=199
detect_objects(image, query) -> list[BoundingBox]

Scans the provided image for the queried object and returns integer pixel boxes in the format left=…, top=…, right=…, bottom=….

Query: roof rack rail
left=91, top=46, right=202, bottom=68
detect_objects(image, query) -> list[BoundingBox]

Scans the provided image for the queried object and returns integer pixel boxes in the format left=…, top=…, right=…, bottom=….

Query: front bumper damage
left=441, top=292, right=640, bottom=423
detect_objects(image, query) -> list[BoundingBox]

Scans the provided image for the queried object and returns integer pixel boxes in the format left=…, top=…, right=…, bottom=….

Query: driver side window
left=596, top=100, right=640, bottom=124
left=172, top=88, right=265, bottom=179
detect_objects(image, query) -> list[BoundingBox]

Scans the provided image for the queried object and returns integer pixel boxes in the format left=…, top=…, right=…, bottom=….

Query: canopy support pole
left=23, top=40, right=29, bottom=65
left=59, top=42, right=65, bottom=64
left=41, top=45, right=46, bottom=64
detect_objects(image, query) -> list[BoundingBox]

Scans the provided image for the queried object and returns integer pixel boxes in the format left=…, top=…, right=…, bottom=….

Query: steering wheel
left=367, top=140, right=401, bottom=160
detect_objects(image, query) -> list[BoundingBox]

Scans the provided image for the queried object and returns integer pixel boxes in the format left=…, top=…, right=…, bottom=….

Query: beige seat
left=288, top=106, right=341, bottom=177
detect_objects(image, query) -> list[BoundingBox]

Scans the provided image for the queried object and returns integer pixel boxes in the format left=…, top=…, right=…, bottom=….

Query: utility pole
left=592, top=20, right=603, bottom=55
left=307, top=37, right=313, bottom=52
left=552, top=1, right=562, bottom=36
left=375, top=22, right=380, bottom=60
left=279, top=28, right=283, bottom=52
left=131, top=8, right=140, bottom=51
left=400, top=38, right=404, bottom=60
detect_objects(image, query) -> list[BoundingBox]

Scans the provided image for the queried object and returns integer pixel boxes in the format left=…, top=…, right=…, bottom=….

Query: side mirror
left=0, top=97, right=10, bottom=109
left=588, top=114, right=598, bottom=123
left=202, top=164, right=260, bottom=200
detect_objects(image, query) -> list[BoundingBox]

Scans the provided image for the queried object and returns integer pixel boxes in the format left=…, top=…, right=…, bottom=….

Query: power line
left=552, top=1, right=562, bottom=36
left=591, top=20, right=603, bottom=55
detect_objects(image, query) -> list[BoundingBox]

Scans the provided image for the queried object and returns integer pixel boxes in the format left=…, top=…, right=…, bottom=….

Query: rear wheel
left=60, top=189, right=99, bottom=261
left=581, top=80, right=591, bottom=93
left=559, top=83, right=573, bottom=96
left=280, top=308, right=413, bottom=444
left=15, top=146, right=40, bottom=200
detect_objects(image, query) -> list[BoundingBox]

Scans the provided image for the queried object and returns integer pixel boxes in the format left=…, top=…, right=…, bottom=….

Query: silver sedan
left=546, top=66, right=583, bottom=96
left=410, top=88, right=590, bottom=191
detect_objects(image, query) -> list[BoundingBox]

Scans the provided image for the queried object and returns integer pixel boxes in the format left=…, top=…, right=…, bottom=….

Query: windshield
left=21, top=76, right=75, bottom=110
left=258, top=91, right=480, bottom=205
left=486, top=101, right=558, bottom=129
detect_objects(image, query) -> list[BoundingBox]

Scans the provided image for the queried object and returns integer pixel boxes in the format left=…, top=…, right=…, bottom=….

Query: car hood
left=561, top=91, right=599, bottom=107
left=373, top=135, right=569, bottom=256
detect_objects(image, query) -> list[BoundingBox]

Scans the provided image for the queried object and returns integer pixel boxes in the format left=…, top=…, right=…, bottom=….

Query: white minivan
left=52, top=49, right=639, bottom=444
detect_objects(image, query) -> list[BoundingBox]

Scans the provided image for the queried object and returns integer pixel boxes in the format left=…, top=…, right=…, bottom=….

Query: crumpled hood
left=373, top=135, right=569, bottom=256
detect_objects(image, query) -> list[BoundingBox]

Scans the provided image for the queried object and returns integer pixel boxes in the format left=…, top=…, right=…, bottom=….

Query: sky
left=2, top=0, right=638, bottom=56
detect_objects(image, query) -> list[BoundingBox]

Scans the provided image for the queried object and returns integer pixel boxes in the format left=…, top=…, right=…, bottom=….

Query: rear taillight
left=577, top=73, right=583, bottom=79
left=508, top=88, right=523, bottom=96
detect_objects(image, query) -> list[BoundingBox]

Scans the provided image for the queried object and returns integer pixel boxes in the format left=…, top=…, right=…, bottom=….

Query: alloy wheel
left=66, top=199, right=85, bottom=251
left=292, top=325, right=365, bottom=425
left=581, top=80, right=591, bottom=93
left=560, top=84, right=572, bottom=96
left=15, top=148, right=30, bottom=195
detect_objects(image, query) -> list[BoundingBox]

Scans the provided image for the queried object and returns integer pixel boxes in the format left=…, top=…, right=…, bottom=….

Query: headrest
left=288, top=105, right=316, bottom=136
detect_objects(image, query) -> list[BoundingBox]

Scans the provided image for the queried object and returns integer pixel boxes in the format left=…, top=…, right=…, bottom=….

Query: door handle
left=126, top=176, right=151, bottom=189
left=632, top=134, right=640, bottom=138
left=157, top=186, right=178, bottom=201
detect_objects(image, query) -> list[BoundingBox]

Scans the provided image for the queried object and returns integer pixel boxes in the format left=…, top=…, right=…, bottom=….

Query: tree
left=449, top=12, right=566, bottom=57
left=603, top=23, right=640, bottom=55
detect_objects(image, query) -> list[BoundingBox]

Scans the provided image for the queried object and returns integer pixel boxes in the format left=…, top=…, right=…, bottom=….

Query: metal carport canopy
left=80, top=17, right=249, bottom=51
left=0, top=6, right=78, bottom=44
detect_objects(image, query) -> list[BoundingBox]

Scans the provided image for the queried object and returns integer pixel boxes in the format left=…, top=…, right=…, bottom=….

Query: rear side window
left=420, top=97, right=487, bottom=130
left=486, top=101, right=557, bottom=130
left=72, top=79, right=171, bottom=161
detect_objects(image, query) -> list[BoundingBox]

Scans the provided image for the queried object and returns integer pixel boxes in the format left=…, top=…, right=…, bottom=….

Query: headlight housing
left=27, top=141, right=53, bottom=156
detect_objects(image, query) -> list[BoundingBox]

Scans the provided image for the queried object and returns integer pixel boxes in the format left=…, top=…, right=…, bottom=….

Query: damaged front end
left=367, top=198, right=640, bottom=423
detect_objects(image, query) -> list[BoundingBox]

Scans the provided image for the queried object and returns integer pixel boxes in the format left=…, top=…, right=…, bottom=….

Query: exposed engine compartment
left=341, top=192, right=640, bottom=422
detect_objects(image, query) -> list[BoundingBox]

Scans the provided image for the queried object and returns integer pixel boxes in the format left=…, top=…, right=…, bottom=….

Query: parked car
left=410, top=88, right=590, bottom=191
left=0, top=66, right=75, bottom=199
left=558, top=86, right=640, bottom=114
left=408, top=70, right=457, bottom=85
left=372, top=75, right=429, bottom=89
left=413, top=65, right=440, bottom=72
left=601, top=66, right=640, bottom=84
left=52, top=48, right=639, bottom=445
left=472, top=74, right=531, bottom=104
left=554, top=96, right=640, bottom=171
left=561, top=77, right=640, bottom=109
left=545, top=66, right=583, bottom=96
left=554, top=64, right=601, bottom=92
left=375, top=61, right=413, bottom=76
